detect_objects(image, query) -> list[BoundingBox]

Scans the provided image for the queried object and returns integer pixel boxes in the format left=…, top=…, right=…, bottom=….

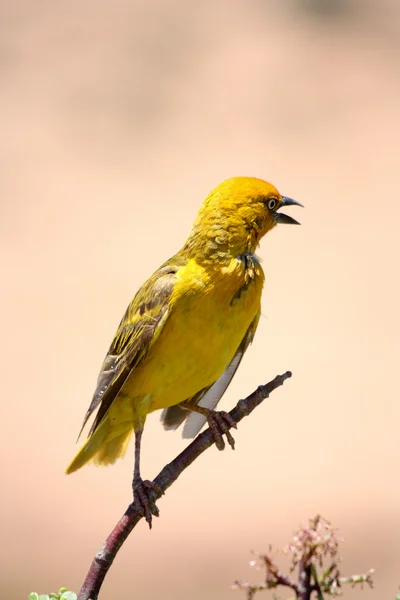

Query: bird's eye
left=268, top=198, right=277, bottom=210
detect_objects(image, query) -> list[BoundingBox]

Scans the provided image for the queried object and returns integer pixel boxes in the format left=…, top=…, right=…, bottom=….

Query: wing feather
left=78, top=258, right=186, bottom=440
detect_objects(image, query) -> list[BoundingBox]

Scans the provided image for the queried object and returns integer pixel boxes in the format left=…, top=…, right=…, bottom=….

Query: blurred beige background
left=1, top=0, right=400, bottom=598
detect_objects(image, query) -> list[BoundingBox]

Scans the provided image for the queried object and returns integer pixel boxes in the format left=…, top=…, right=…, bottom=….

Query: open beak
left=274, top=196, right=303, bottom=225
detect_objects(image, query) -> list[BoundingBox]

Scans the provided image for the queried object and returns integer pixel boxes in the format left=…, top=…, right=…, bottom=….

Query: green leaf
left=58, top=589, right=68, bottom=595
left=38, top=596, right=50, bottom=600
left=395, top=595, right=400, bottom=600
left=60, top=592, right=77, bottom=600
left=28, top=595, right=39, bottom=600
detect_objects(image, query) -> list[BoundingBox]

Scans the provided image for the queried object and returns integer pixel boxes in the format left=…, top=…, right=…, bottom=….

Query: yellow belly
left=123, top=256, right=264, bottom=413
left=65, top=255, right=265, bottom=473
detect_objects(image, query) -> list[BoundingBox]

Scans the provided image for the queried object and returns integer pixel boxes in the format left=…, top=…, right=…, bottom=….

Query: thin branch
left=263, top=553, right=299, bottom=592
left=78, top=371, right=292, bottom=600
left=233, top=553, right=300, bottom=598
left=339, top=570, right=374, bottom=588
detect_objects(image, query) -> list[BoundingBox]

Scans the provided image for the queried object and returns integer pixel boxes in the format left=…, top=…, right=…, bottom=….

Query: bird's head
left=186, top=176, right=302, bottom=260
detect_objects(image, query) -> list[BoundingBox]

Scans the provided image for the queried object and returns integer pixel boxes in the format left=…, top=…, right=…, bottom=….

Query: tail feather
left=93, top=428, right=133, bottom=466
left=65, top=414, right=133, bottom=474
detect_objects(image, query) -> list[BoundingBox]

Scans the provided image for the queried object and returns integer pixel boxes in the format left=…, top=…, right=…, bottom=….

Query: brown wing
left=160, top=310, right=261, bottom=437
left=77, top=256, right=186, bottom=440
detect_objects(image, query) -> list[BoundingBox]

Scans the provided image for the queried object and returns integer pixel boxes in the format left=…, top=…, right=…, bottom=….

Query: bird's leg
left=182, top=403, right=237, bottom=451
left=132, top=428, right=162, bottom=528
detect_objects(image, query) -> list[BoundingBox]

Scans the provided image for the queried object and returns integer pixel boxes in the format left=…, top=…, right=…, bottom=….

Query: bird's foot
left=207, top=410, right=237, bottom=451
left=132, top=478, right=163, bottom=528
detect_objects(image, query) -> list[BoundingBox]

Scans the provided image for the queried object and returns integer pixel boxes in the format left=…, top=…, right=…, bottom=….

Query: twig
left=234, top=516, right=374, bottom=600
left=339, top=570, right=375, bottom=588
left=77, top=371, right=292, bottom=600
left=264, top=553, right=299, bottom=592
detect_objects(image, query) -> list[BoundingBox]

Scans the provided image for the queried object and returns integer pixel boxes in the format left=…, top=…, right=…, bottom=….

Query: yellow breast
left=124, top=255, right=264, bottom=412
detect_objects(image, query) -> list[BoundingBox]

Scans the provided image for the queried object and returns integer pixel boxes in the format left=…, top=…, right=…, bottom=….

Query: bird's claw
left=132, top=478, right=162, bottom=528
left=207, top=410, right=237, bottom=451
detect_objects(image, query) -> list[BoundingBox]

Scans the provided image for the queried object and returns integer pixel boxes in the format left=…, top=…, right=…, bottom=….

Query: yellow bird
left=66, top=176, right=302, bottom=525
